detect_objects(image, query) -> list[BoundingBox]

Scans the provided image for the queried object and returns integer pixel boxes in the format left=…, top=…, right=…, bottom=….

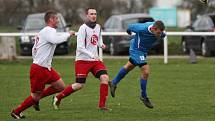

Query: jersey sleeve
left=127, top=23, right=142, bottom=33
left=45, top=28, right=70, bottom=44
left=98, top=27, right=104, bottom=48
left=76, top=25, right=94, bottom=58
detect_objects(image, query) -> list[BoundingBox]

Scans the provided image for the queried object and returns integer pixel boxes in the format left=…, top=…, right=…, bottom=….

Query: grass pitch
left=1, top=58, right=215, bottom=121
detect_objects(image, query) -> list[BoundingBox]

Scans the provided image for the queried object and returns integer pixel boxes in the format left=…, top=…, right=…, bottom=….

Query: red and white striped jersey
left=76, top=23, right=103, bottom=61
left=32, top=26, right=70, bottom=70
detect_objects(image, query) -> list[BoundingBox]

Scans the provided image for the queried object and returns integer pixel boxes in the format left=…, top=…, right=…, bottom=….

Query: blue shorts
left=129, top=51, right=147, bottom=67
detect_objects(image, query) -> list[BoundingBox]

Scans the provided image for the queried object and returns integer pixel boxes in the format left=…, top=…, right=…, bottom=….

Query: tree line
left=1, top=0, right=213, bottom=26
left=0, top=0, right=154, bottom=26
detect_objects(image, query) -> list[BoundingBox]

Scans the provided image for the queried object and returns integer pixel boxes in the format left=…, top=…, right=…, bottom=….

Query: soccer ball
left=199, top=0, right=208, bottom=4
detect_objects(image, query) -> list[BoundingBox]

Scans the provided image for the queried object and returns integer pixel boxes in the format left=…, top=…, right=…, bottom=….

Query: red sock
left=40, top=86, right=59, bottom=99
left=56, top=85, right=74, bottom=100
left=14, top=96, right=35, bottom=114
left=99, top=83, right=108, bottom=108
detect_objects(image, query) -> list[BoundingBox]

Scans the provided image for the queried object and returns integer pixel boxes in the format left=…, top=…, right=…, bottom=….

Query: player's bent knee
left=100, top=74, right=109, bottom=80
left=58, top=86, right=65, bottom=92
left=144, top=72, right=149, bottom=76
left=52, top=79, right=65, bottom=91
left=142, top=73, right=149, bottom=79
left=57, top=82, right=66, bottom=92
left=96, top=70, right=107, bottom=78
left=31, top=93, right=41, bottom=102
left=100, top=74, right=109, bottom=84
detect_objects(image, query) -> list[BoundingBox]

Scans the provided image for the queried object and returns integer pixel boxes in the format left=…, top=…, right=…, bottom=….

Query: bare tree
left=0, top=0, right=154, bottom=26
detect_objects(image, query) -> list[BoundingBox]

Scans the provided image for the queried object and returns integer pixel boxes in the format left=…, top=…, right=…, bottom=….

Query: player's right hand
left=91, top=55, right=99, bottom=61
left=69, top=31, right=76, bottom=37
left=126, top=29, right=132, bottom=35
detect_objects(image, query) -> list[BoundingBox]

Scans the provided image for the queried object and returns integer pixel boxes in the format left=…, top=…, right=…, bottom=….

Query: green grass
left=0, top=26, right=18, bottom=32
left=1, top=58, right=215, bottom=121
left=166, top=27, right=185, bottom=55
left=167, top=36, right=183, bottom=55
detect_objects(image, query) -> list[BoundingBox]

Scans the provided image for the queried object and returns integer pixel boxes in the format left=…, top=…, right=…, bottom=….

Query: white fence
left=1, top=32, right=215, bottom=63
left=103, top=32, right=215, bottom=64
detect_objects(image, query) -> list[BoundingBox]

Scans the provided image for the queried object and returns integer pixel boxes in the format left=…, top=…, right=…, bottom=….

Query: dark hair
left=44, top=10, right=57, bottom=23
left=153, top=20, right=165, bottom=31
left=85, top=8, right=96, bottom=15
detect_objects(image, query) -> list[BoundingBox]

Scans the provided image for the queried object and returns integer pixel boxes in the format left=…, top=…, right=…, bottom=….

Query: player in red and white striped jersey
left=53, top=8, right=110, bottom=110
left=11, top=10, right=75, bottom=119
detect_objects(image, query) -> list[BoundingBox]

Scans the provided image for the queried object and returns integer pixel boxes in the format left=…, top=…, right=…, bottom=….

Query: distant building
left=154, top=0, right=182, bottom=7
left=150, top=0, right=190, bottom=27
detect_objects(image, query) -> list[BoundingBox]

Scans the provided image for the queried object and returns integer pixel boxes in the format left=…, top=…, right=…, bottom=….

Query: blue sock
left=112, top=67, right=128, bottom=85
left=140, top=79, right=147, bottom=98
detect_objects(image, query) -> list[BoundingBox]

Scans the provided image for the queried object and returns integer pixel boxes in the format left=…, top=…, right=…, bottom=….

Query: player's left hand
left=101, top=44, right=106, bottom=49
left=161, top=32, right=166, bottom=38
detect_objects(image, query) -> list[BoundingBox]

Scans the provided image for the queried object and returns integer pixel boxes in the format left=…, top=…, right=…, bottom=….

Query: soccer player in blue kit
left=108, top=20, right=166, bottom=109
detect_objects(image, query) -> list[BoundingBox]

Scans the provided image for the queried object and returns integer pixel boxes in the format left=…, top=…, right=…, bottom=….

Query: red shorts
left=75, top=60, right=107, bottom=78
left=30, top=64, right=60, bottom=93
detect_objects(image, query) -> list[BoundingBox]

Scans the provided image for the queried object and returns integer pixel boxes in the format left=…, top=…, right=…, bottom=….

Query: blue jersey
left=127, top=22, right=165, bottom=66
